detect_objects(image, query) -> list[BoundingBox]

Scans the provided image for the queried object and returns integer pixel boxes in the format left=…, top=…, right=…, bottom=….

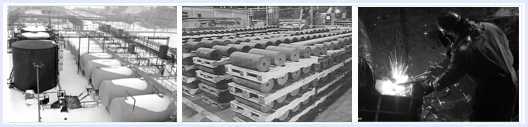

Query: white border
left=0, top=2, right=525, bottom=127
left=176, top=5, right=183, bottom=123
left=1, top=3, right=181, bottom=126
left=356, top=2, right=525, bottom=127
left=351, top=5, right=359, bottom=124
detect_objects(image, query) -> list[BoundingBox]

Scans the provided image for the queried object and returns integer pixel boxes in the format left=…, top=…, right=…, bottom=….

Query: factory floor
left=314, top=88, right=353, bottom=122
left=3, top=49, right=112, bottom=122
left=181, top=84, right=353, bottom=122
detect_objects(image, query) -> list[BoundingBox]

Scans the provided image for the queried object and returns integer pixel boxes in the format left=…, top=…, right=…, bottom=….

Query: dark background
left=359, top=7, right=518, bottom=78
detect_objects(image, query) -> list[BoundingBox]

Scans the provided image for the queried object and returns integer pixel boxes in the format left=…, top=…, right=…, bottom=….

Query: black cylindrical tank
left=12, top=40, right=58, bottom=93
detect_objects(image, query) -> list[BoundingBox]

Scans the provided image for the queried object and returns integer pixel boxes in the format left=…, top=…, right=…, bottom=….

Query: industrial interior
left=5, top=6, right=177, bottom=122
left=182, top=6, right=352, bottom=122
left=358, top=7, right=519, bottom=121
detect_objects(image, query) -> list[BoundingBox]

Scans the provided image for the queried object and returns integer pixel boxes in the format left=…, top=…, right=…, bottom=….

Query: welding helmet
left=437, top=12, right=462, bottom=33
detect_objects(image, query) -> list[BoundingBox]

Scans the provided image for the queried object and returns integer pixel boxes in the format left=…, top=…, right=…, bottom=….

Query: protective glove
left=421, top=80, right=436, bottom=95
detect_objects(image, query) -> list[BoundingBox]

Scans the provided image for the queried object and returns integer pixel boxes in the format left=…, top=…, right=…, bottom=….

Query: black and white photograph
left=4, top=6, right=177, bottom=122
left=181, top=6, right=352, bottom=122
left=358, top=7, right=519, bottom=121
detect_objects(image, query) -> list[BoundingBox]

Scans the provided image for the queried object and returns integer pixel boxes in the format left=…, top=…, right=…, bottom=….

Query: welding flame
left=376, top=51, right=413, bottom=97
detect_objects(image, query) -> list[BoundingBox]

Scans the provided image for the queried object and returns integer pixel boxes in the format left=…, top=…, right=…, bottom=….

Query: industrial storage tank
left=11, top=40, right=58, bottom=93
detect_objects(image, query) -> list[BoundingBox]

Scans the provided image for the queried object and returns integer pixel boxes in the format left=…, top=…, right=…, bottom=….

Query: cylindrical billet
left=291, top=36, right=299, bottom=42
left=265, top=46, right=300, bottom=62
left=279, top=44, right=311, bottom=58
left=281, top=37, right=291, bottom=43
left=196, top=48, right=222, bottom=60
left=236, top=38, right=250, bottom=43
left=186, top=31, right=195, bottom=35
left=187, top=38, right=199, bottom=42
left=256, top=40, right=272, bottom=47
left=303, top=35, right=311, bottom=40
left=211, top=39, right=227, bottom=45
left=212, top=45, right=237, bottom=57
left=308, top=46, right=322, bottom=56
left=343, top=37, right=352, bottom=45
left=269, top=38, right=281, bottom=45
left=314, top=34, right=322, bottom=38
left=309, top=34, right=317, bottom=39
left=298, top=36, right=306, bottom=41
left=331, top=40, right=342, bottom=49
left=337, top=38, right=346, bottom=46
left=183, top=42, right=202, bottom=51
left=240, top=42, right=265, bottom=49
left=229, top=52, right=271, bottom=72
left=200, top=40, right=214, bottom=48
left=324, top=41, right=336, bottom=50
left=314, top=44, right=328, bottom=55
left=183, top=53, right=195, bottom=65
left=227, top=44, right=251, bottom=52
left=249, top=49, right=286, bottom=66
left=223, top=39, right=233, bottom=44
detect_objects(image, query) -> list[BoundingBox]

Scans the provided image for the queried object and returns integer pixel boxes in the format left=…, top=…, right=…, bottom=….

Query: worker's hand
left=427, top=64, right=445, bottom=76
left=421, top=81, right=436, bottom=95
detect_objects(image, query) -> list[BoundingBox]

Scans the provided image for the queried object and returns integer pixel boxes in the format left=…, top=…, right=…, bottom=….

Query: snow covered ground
left=4, top=48, right=112, bottom=122
left=3, top=10, right=176, bottom=123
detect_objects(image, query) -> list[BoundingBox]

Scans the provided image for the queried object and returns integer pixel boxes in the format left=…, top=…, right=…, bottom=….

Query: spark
left=376, top=51, right=413, bottom=97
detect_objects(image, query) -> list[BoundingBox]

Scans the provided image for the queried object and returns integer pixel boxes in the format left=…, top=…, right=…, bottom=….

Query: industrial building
left=182, top=6, right=352, bottom=122
left=4, top=6, right=177, bottom=122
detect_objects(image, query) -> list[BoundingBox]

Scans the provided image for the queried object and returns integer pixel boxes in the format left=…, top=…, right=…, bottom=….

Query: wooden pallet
left=183, top=84, right=200, bottom=96
left=195, top=64, right=225, bottom=75
left=198, top=82, right=229, bottom=97
left=225, top=56, right=318, bottom=86
left=232, top=73, right=347, bottom=122
left=183, top=76, right=200, bottom=96
left=289, top=75, right=349, bottom=122
left=196, top=70, right=231, bottom=83
left=193, top=57, right=230, bottom=68
left=200, top=92, right=232, bottom=110
left=227, top=57, right=351, bottom=108
left=231, top=76, right=275, bottom=93
left=183, top=68, right=198, bottom=77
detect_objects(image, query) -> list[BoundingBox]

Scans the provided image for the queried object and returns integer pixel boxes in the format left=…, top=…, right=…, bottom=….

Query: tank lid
left=12, top=40, right=56, bottom=49
left=22, top=26, right=47, bottom=32
left=21, top=32, right=51, bottom=39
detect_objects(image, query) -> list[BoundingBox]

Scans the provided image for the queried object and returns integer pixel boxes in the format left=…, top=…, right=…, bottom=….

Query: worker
left=420, top=12, right=518, bottom=121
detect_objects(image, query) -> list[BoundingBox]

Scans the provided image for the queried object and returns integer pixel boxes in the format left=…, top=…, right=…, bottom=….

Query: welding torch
left=397, top=71, right=436, bottom=97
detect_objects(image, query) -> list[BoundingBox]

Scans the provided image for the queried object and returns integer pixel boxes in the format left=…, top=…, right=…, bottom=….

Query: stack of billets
left=183, top=26, right=279, bottom=36
left=182, top=53, right=200, bottom=96
left=189, top=47, right=235, bottom=109
left=225, top=31, right=352, bottom=122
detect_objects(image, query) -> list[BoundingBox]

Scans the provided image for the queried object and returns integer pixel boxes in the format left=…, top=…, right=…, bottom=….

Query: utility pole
left=33, top=62, right=44, bottom=122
